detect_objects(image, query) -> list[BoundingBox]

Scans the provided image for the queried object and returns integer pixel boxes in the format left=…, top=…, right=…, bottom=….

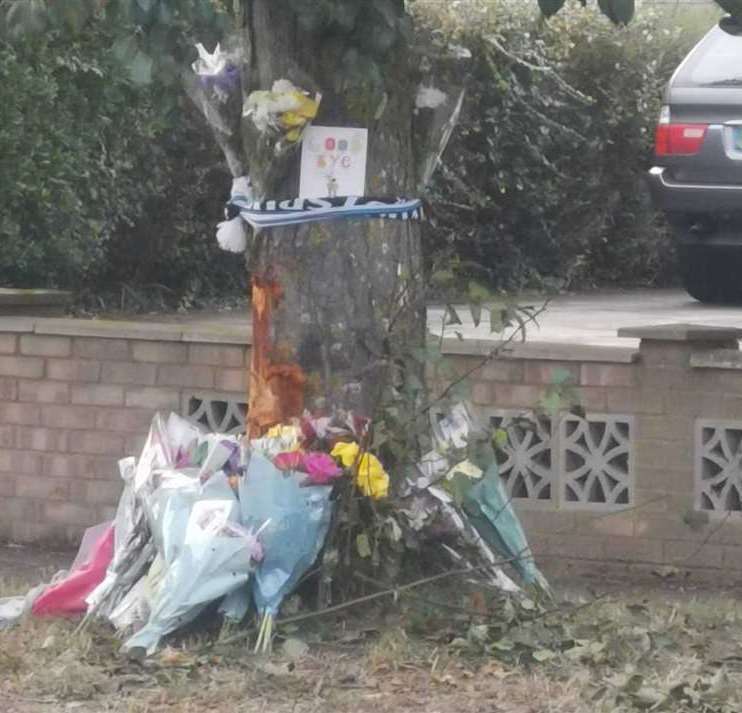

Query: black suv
left=648, top=16, right=742, bottom=303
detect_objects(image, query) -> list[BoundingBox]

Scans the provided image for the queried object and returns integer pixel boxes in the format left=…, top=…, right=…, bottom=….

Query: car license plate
left=735, top=126, right=742, bottom=151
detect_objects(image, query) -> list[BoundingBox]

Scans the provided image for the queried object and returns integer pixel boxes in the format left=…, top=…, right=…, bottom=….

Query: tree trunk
left=240, top=1, right=425, bottom=436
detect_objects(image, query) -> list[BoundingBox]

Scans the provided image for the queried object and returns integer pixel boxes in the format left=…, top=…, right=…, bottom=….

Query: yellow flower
left=265, top=424, right=301, bottom=450
left=331, top=442, right=390, bottom=500
left=356, top=454, right=390, bottom=499
left=331, top=441, right=360, bottom=468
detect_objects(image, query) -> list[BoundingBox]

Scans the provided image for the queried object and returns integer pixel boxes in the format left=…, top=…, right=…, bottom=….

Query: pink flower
left=302, top=452, right=342, bottom=485
left=274, top=451, right=303, bottom=471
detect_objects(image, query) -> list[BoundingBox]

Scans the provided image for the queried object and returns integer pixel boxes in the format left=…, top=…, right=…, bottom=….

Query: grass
left=2, top=570, right=742, bottom=713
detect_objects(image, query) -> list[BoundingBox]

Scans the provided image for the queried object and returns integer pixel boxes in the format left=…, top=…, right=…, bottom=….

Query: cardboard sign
left=299, top=126, right=368, bottom=199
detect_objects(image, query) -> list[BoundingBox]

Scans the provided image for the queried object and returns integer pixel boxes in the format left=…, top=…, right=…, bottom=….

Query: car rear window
left=675, top=24, right=742, bottom=88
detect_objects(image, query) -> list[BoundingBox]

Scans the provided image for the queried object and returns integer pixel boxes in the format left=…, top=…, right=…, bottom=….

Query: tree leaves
left=538, top=0, right=566, bottom=19
left=717, top=0, right=742, bottom=18
left=4, top=0, right=47, bottom=37
left=597, top=0, right=635, bottom=26
left=128, top=51, right=153, bottom=84
left=537, top=0, right=636, bottom=25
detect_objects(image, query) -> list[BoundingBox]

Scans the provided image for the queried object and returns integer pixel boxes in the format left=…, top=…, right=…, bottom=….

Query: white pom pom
left=216, top=217, right=247, bottom=253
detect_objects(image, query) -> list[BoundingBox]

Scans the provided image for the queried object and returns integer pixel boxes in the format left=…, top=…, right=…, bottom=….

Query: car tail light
left=655, top=106, right=708, bottom=156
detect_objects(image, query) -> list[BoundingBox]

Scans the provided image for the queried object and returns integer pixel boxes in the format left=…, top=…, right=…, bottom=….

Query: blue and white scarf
left=216, top=177, right=424, bottom=253
left=229, top=194, right=424, bottom=229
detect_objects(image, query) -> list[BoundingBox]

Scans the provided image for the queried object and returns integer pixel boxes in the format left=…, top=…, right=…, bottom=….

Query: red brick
left=639, top=342, right=697, bottom=367
left=44, top=501, right=99, bottom=527
left=664, top=539, right=723, bottom=569
left=586, top=514, right=635, bottom=538
left=11, top=521, right=64, bottom=544
left=492, top=384, right=544, bottom=409
left=606, top=388, right=664, bottom=415
left=96, top=407, right=154, bottom=433
left=0, top=449, right=42, bottom=475
left=605, top=537, right=663, bottom=564
left=68, top=430, right=126, bottom=456
left=547, top=535, right=605, bottom=562
left=721, top=546, right=742, bottom=570
left=0, top=496, right=45, bottom=523
left=0, top=475, right=15, bottom=497
left=636, top=438, right=692, bottom=472
left=85, top=479, right=124, bottom=505
left=47, top=359, right=102, bottom=382
left=43, top=453, right=89, bottom=478
left=581, top=364, right=637, bottom=388
left=215, top=368, right=248, bottom=393
left=716, top=372, right=742, bottom=394
left=97, top=506, right=118, bottom=522
left=15, top=477, right=72, bottom=501
left=516, top=509, right=575, bottom=535
left=0, top=355, right=44, bottom=379
left=635, top=516, right=707, bottom=542
left=18, top=380, right=70, bottom=404
left=0, top=425, right=16, bottom=448
left=0, top=377, right=17, bottom=400
left=0, top=334, right=17, bottom=354
left=157, top=364, right=214, bottom=389
left=71, top=384, right=124, bottom=406
left=101, top=361, right=157, bottom=386
left=575, top=387, right=607, bottom=411
left=86, top=456, right=122, bottom=480
left=20, top=334, right=71, bottom=358
left=42, top=453, right=118, bottom=479
left=637, top=415, right=691, bottom=442
left=0, top=402, right=40, bottom=425
left=479, top=360, right=524, bottom=383
left=471, top=381, right=493, bottom=406
left=632, top=489, right=671, bottom=514
left=524, top=362, right=579, bottom=386
left=132, top=341, right=188, bottom=364
left=43, top=453, right=120, bottom=480
left=189, top=344, right=246, bottom=367
left=41, top=404, right=97, bottom=430
left=18, top=427, right=68, bottom=453
left=125, top=387, right=181, bottom=410
left=74, top=337, right=130, bottom=360
left=125, top=434, right=147, bottom=455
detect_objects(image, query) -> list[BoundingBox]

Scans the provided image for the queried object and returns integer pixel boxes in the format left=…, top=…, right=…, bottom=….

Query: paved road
left=139, top=289, right=742, bottom=349
left=428, top=289, right=742, bottom=348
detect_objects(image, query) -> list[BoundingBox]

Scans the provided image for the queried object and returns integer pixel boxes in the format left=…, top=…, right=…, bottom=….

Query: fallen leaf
left=255, top=660, right=295, bottom=677
left=282, top=637, right=309, bottom=660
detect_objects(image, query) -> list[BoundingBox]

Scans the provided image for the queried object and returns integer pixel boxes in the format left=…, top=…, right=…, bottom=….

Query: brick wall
left=2, top=317, right=742, bottom=580
left=436, top=325, right=742, bottom=580
left=0, top=318, right=249, bottom=544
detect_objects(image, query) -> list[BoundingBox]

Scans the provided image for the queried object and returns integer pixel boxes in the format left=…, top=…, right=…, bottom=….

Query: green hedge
left=0, top=2, right=716, bottom=301
left=416, top=1, right=710, bottom=291
left=0, top=26, right=245, bottom=306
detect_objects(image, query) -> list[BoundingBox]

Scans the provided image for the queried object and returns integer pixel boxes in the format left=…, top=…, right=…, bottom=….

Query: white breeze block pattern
left=485, top=409, right=633, bottom=510
left=489, top=411, right=553, bottom=502
left=185, top=394, right=247, bottom=435
left=561, top=415, right=633, bottom=509
left=696, top=420, right=742, bottom=513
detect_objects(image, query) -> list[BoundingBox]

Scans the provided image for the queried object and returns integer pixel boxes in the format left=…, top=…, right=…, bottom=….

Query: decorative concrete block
left=185, top=394, right=246, bottom=435
left=696, top=419, right=742, bottom=514
left=561, top=414, right=633, bottom=510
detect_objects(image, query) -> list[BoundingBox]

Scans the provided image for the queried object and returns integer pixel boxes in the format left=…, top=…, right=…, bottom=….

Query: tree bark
left=240, top=1, right=425, bottom=429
